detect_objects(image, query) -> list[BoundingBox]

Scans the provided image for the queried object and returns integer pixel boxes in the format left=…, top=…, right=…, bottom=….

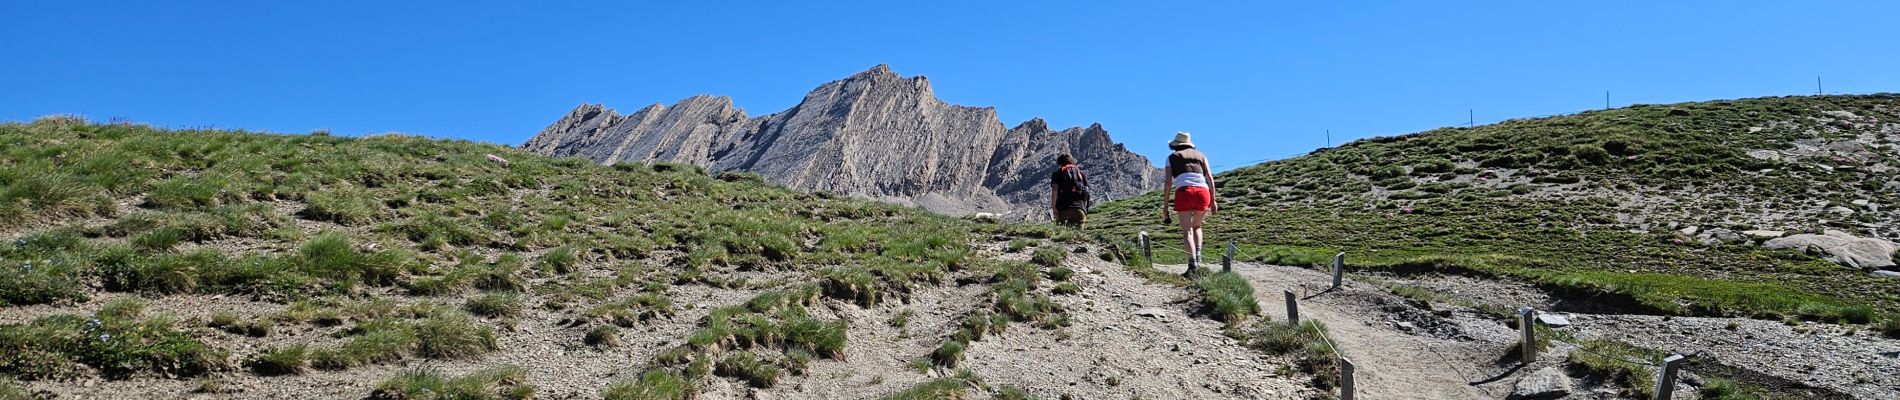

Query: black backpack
left=1056, top=164, right=1092, bottom=208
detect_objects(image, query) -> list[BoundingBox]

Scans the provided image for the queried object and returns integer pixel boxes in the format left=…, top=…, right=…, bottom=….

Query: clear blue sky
left=4, top=1, right=1896, bottom=170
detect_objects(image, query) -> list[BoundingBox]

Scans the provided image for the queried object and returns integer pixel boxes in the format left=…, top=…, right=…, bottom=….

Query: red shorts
left=1174, top=186, right=1212, bottom=211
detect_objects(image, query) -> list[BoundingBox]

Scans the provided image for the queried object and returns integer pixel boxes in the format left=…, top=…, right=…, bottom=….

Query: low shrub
left=0, top=299, right=226, bottom=379
left=0, top=254, right=87, bottom=306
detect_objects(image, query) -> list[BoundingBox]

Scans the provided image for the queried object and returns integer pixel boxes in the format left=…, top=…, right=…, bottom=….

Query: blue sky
left=4, top=1, right=1896, bottom=170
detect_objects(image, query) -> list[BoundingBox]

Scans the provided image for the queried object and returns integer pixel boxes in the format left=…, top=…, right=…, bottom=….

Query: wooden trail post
left=1285, top=290, right=1300, bottom=326
left=1339, top=357, right=1356, bottom=400
left=1653, top=354, right=1686, bottom=400
left=1138, top=231, right=1152, bottom=264
left=1331, top=252, right=1346, bottom=289
left=1222, top=239, right=1235, bottom=272
left=1519, top=307, right=1537, bottom=363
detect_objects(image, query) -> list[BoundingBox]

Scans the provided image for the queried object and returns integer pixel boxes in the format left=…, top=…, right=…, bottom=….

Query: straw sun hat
left=1168, top=131, right=1194, bottom=149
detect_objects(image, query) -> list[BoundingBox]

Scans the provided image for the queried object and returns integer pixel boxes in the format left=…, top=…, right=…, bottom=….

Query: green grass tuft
left=465, top=292, right=524, bottom=318
left=714, top=351, right=781, bottom=388
left=584, top=325, right=621, bottom=349
left=1197, top=271, right=1260, bottom=324
left=248, top=344, right=309, bottom=376
left=1029, top=246, right=1066, bottom=268
left=0, top=298, right=225, bottom=379
left=369, top=365, right=533, bottom=400
left=601, top=370, right=691, bottom=400
left=414, top=312, right=497, bottom=359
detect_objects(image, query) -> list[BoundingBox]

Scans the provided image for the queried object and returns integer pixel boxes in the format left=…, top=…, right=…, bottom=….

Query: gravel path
left=1157, top=263, right=1512, bottom=399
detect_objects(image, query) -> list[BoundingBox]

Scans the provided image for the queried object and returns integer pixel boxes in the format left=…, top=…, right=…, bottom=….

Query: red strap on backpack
left=1059, top=165, right=1084, bottom=192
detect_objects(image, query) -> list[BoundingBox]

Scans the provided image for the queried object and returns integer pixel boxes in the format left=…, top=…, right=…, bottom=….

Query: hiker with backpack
left=1051, top=154, right=1091, bottom=229
left=1161, top=132, right=1215, bottom=276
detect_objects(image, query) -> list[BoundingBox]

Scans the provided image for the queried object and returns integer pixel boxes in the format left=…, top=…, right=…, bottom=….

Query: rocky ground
left=1200, top=264, right=1900, bottom=400
left=6, top=243, right=1317, bottom=400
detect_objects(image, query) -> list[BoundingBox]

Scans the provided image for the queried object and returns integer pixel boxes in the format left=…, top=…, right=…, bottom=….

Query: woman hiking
left=1161, top=131, right=1215, bottom=277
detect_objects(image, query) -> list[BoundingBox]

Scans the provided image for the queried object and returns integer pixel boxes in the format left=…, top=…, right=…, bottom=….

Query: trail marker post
left=1222, top=239, right=1235, bottom=272
left=1331, top=252, right=1346, bottom=289
left=1285, top=290, right=1300, bottom=326
left=1138, top=232, right=1152, bottom=264
left=1653, top=354, right=1686, bottom=400
left=1518, top=307, right=1537, bottom=363
left=1339, top=357, right=1356, bottom=400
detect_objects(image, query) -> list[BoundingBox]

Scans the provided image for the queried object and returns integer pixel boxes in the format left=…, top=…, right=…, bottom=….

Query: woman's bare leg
left=1186, top=211, right=1206, bottom=261
left=1177, top=210, right=1206, bottom=263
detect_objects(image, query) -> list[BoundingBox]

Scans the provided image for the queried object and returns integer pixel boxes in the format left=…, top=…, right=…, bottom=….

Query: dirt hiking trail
left=1159, top=262, right=1522, bottom=400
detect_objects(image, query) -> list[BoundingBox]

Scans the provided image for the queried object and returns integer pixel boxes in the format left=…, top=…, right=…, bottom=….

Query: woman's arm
left=1161, top=164, right=1174, bottom=213
left=1203, top=160, right=1217, bottom=212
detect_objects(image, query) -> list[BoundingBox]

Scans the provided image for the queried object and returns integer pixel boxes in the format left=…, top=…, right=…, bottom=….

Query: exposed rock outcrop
left=1763, top=230, right=1898, bottom=269
left=524, top=65, right=1164, bottom=216
left=1508, top=367, right=1572, bottom=400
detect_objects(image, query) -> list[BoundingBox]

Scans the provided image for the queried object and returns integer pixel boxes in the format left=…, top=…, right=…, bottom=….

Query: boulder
left=1537, top=313, right=1571, bottom=327
left=1764, top=231, right=1898, bottom=269
left=1872, top=270, right=1900, bottom=279
left=1509, top=367, right=1572, bottom=400
left=1698, top=228, right=1742, bottom=245
left=1743, top=230, right=1785, bottom=239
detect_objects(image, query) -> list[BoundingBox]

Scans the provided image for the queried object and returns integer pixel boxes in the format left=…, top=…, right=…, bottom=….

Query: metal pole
left=1519, top=307, right=1537, bottom=363
left=1326, top=129, right=1331, bottom=147
left=1468, top=109, right=1474, bottom=127
left=1222, top=239, right=1235, bottom=272
left=1138, top=231, right=1152, bottom=264
left=1816, top=76, right=1823, bottom=95
left=1339, top=357, right=1356, bottom=400
left=1606, top=91, right=1611, bottom=109
left=1285, top=290, right=1300, bottom=326
left=1653, top=354, right=1686, bottom=399
left=1331, top=252, right=1346, bottom=289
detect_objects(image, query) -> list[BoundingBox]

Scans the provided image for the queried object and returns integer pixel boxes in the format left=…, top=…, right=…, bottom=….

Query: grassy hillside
left=0, top=117, right=1110, bottom=398
left=1093, top=94, right=1900, bottom=320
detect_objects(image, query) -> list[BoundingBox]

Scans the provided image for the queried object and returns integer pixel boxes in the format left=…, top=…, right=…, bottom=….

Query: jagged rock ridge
left=524, top=65, right=1164, bottom=216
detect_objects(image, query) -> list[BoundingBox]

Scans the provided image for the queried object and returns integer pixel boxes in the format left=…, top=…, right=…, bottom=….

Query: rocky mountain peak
left=523, top=66, right=1162, bottom=217
left=1014, top=118, right=1051, bottom=133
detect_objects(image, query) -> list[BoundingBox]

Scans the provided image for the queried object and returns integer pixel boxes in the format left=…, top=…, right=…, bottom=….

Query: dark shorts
left=1055, top=208, right=1085, bottom=228
left=1174, top=186, right=1212, bottom=211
